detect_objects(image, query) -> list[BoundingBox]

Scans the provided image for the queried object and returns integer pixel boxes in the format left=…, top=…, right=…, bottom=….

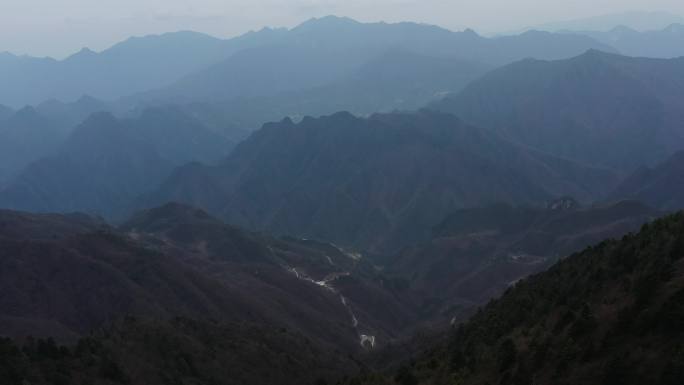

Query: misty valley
left=0, top=10, right=684, bottom=385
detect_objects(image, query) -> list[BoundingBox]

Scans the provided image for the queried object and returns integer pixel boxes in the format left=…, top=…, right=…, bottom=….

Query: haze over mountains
left=142, top=110, right=617, bottom=253
left=131, top=17, right=615, bottom=106
left=529, top=10, right=684, bottom=33
left=435, top=50, right=684, bottom=171
left=2, top=10, right=684, bottom=385
left=0, top=108, right=235, bottom=218
left=611, top=150, right=684, bottom=210
left=570, top=23, right=684, bottom=58
left=0, top=31, right=229, bottom=108
left=0, top=16, right=614, bottom=108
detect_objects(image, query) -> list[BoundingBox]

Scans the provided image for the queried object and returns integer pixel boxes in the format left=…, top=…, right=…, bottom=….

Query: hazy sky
left=1, top=0, right=683, bottom=58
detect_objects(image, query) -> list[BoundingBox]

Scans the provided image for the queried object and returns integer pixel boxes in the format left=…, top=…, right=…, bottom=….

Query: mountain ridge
left=0, top=108, right=235, bottom=218
left=434, top=50, right=684, bottom=171
left=142, top=109, right=619, bottom=253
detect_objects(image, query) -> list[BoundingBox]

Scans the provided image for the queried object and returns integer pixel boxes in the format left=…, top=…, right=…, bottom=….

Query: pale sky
left=1, top=0, right=683, bottom=58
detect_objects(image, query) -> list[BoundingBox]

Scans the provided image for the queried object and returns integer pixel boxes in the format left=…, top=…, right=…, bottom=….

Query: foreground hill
left=352, top=211, right=684, bottom=385
left=144, top=110, right=618, bottom=253
left=0, top=205, right=405, bottom=383
left=0, top=317, right=359, bottom=385
left=0, top=202, right=671, bottom=384
left=434, top=50, right=684, bottom=171
left=34, top=95, right=109, bottom=131
left=0, top=204, right=417, bottom=354
left=610, top=150, right=684, bottom=210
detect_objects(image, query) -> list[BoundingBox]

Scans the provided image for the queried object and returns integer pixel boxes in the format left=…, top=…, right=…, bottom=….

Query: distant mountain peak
left=69, top=47, right=97, bottom=59
left=664, top=23, right=684, bottom=33
left=75, top=94, right=100, bottom=104
left=328, top=110, right=357, bottom=120
left=530, top=10, right=684, bottom=32
left=520, top=29, right=548, bottom=35
left=461, top=28, right=481, bottom=38
left=610, top=24, right=638, bottom=34
left=294, top=15, right=361, bottom=30
left=574, top=48, right=617, bottom=62
left=12, top=106, right=47, bottom=123
left=121, top=30, right=220, bottom=45
left=68, top=111, right=121, bottom=140
left=15, top=105, right=38, bottom=115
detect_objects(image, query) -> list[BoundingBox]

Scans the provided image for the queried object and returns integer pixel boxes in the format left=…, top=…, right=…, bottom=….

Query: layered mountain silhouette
left=0, top=104, right=13, bottom=120
left=0, top=109, right=235, bottom=218
left=132, top=17, right=614, bottom=107
left=0, top=31, right=232, bottom=107
left=163, top=52, right=490, bottom=131
left=34, top=95, right=109, bottom=131
left=434, top=50, right=684, bottom=171
left=572, top=23, right=684, bottom=58
left=143, top=110, right=618, bottom=253
left=610, top=150, right=684, bottom=210
left=530, top=10, right=684, bottom=33
left=351, top=211, right=684, bottom=385
left=0, top=107, right=67, bottom=185
left=2, top=12, right=684, bottom=385
left=0, top=16, right=613, bottom=108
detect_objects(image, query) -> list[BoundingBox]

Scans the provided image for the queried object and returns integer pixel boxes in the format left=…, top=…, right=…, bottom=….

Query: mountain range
left=0, top=31, right=230, bottom=108
left=529, top=11, right=684, bottom=33
left=0, top=16, right=614, bottom=108
left=0, top=109, right=235, bottom=218
left=0, top=199, right=667, bottom=385
left=610, top=150, right=684, bottom=210
left=568, top=23, right=684, bottom=58
left=1, top=11, right=684, bottom=385
left=7, top=48, right=684, bottom=235
left=141, top=51, right=491, bottom=131
left=0, top=107, right=66, bottom=186
left=142, top=110, right=618, bottom=253
left=434, top=50, right=684, bottom=171
left=131, top=17, right=614, bottom=106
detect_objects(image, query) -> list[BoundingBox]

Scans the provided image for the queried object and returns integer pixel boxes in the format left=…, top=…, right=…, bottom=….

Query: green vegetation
left=0, top=317, right=358, bottom=385
left=350, top=212, right=684, bottom=384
